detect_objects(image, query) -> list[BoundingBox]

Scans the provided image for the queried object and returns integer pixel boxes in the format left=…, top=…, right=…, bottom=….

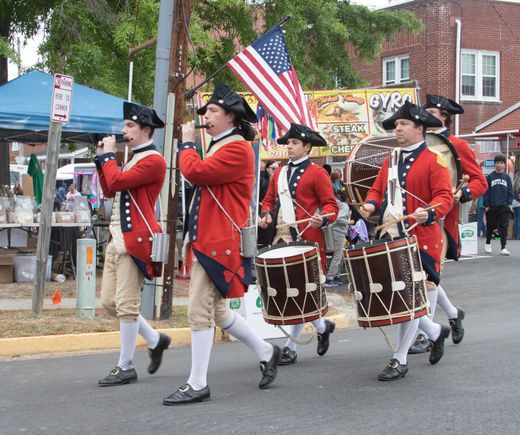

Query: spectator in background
left=13, top=181, right=24, bottom=195
left=65, top=184, right=82, bottom=211
left=54, top=184, right=67, bottom=211
left=483, top=154, right=513, bottom=255
left=476, top=195, right=487, bottom=238
left=259, top=160, right=279, bottom=203
left=257, top=160, right=279, bottom=247
left=330, top=169, right=343, bottom=194
left=512, top=172, right=520, bottom=239
left=324, top=187, right=350, bottom=287
left=322, top=163, right=332, bottom=176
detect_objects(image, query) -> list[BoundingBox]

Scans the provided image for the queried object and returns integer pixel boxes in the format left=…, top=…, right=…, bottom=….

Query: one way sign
left=50, top=74, right=74, bottom=123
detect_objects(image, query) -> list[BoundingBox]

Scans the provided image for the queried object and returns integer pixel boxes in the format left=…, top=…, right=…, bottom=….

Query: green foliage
left=24, top=0, right=423, bottom=100
left=0, top=36, right=19, bottom=63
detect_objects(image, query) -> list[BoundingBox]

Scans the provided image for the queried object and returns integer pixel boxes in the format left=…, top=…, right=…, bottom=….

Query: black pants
left=485, top=205, right=511, bottom=249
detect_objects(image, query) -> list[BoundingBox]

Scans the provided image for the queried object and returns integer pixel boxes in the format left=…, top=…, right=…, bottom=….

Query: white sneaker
left=500, top=248, right=510, bottom=256
left=484, top=243, right=492, bottom=254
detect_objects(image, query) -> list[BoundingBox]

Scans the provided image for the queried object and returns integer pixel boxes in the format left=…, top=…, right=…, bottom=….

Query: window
left=383, top=55, right=410, bottom=85
left=477, top=140, right=500, bottom=153
left=461, top=50, right=499, bottom=101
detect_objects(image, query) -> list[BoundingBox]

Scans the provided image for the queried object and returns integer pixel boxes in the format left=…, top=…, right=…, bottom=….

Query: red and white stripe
left=228, top=47, right=317, bottom=131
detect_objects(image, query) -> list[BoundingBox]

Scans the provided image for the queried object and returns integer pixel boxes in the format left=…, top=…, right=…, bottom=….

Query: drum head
left=425, top=132, right=462, bottom=190
left=256, top=241, right=317, bottom=259
left=257, top=245, right=314, bottom=259
left=344, top=134, right=399, bottom=203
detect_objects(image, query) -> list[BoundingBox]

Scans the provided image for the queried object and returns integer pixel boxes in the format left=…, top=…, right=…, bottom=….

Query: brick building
left=350, top=0, right=520, bottom=164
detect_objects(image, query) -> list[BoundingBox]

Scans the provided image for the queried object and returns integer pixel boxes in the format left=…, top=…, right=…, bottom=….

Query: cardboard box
left=55, top=212, right=75, bottom=223
left=0, top=256, right=14, bottom=283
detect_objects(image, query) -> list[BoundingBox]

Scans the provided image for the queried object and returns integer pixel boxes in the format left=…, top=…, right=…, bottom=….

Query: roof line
left=475, top=101, right=520, bottom=131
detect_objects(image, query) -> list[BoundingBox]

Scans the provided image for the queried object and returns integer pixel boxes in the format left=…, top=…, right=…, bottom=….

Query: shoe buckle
left=179, top=384, right=189, bottom=393
left=110, top=368, right=120, bottom=375
left=389, top=361, right=398, bottom=369
left=259, top=362, right=266, bottom=373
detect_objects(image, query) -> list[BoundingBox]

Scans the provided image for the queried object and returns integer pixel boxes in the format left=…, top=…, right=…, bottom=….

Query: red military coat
left=179, top=134, right=254, bottom=299
left=95, top=146, right=166, bottom=279
left=365, top=142, right=453, bottom=285
left=443, top=134, right=488, bottom=259
left=261, top=160, right=339, bottom=272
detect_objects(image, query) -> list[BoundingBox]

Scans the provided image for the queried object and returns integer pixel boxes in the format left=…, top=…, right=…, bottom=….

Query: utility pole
left=160, top=0, right=193, bottom=319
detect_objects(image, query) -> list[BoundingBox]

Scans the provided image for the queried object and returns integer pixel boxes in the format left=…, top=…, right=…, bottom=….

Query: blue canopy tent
left=0, top=70, right=126, bottom=144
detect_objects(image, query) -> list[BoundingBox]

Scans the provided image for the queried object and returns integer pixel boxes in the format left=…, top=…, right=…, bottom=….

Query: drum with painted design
left=344, top=236, right=428, bottom=327
left=254, top=241, right=328, bottom=325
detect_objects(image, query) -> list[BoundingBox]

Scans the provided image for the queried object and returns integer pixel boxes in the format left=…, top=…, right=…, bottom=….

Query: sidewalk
left=0, top=297, right=189, bottom=311
left=0, top=292, right=357, bottom=359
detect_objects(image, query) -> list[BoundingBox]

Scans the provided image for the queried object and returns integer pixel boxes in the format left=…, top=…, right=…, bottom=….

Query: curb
left=0, top=313, right=354, bottom=359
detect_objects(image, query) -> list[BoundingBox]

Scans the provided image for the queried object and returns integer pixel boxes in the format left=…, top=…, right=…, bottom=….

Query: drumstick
left=453, top=174, right=470, bottom=196
left=375, top=203, right=441, bottom=232
left=276, top=212, right=336, bottom=229
left=354, top=187, right=368, bottom=211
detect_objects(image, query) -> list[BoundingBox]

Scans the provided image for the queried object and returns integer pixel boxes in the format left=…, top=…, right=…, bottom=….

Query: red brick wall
left=350, top=0, right=520, bottom=135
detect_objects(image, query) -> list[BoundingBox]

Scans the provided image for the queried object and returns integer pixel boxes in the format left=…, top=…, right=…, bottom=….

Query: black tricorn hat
left=277, top=123, right=327, bottom=147
left=382, top=101, right=443, bottom=130
left=425, top=94, right=464, bottom=115
left=123, top=102, right=165, bottom=128
left=197, top=83, right=257, bottom=123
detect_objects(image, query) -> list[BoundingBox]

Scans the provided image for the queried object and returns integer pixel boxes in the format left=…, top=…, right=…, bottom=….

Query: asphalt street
left=1, top=239, right=519, bottom=435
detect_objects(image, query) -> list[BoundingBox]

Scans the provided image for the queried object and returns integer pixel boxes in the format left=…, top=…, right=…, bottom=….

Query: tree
left=0, top=0, right=55, bottom=185
left=36, top=0, right=422, bottom=101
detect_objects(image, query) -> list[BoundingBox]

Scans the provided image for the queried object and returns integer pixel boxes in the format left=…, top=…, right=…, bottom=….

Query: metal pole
left=141, top=0, right=175, bottom=320
left=32, top=121, right=62, bottom=317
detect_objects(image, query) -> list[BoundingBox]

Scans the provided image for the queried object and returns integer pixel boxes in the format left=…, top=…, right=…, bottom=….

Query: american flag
left=227, top=24, right=317, bottom=131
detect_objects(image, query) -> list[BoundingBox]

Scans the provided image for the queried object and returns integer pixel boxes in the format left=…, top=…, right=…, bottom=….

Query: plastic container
left=13, top=254, right=52, bottom=282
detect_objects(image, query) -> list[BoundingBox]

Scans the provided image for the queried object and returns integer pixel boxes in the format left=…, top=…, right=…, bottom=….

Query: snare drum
left=344, top=236, right=429, bottom=327
left=254, top=241, right=328, bottom=325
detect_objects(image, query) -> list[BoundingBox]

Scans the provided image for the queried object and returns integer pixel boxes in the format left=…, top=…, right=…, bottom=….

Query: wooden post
left=160, top=0, right=193, bottom=319
left=32, top=121, right=62, bottom=317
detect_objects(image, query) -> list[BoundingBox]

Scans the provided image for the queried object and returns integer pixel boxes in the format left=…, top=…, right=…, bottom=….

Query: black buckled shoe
left=317, top=320, right=336, bottom=356
left=98, top=366, right=137, bottom=387
left=378, top=358, right=408, bottom=381
left=163, top=384, right=210, bottom=405
left=278, top=346, right=297, bottom=365
left=449, top=307, right=465, bottom=344
left=259, top=344, right=280, bottom=389
left=408, top=334, right=431, bottom=354
left=429, top=325, right=450, bottom=365
left=148, top=333, right=171, bottom=374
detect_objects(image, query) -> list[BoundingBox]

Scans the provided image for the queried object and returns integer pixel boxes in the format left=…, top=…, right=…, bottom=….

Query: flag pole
left=184, top=15, right=292, bottom=100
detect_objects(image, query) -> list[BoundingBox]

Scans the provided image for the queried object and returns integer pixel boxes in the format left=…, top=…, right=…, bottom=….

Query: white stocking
left=187, top=328, right=214, bottom=391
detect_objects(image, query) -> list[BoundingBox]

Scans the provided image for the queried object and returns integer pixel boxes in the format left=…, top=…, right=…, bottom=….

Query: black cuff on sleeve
left=178, top=141, right=197, bottom=152
left=366, top=200, right=378, bottom=212
left=459, top=186, right=472, bottom=203
left=320, top=217, right=330, bottom=227
left=421, top=207, right=437, bottom=226
left=97, top=152, right=117, bottom=168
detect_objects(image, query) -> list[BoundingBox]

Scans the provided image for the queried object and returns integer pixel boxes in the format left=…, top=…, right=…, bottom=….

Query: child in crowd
left=325, top=187, right=351, bottom=287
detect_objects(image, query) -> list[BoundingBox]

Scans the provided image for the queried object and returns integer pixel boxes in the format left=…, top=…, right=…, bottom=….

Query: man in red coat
left=96, top=102, right=171, bottom=386
left=406, top=95, right=488, bottom=353
left=359, top=101, right=453, bottom=381
left=259, top=123, right=339, bottom=365
left=163, top=84, right=280, bottom=405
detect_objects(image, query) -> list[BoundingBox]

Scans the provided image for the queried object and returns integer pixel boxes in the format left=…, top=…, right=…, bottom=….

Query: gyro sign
left=50, top=74, right=74, bottom=123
